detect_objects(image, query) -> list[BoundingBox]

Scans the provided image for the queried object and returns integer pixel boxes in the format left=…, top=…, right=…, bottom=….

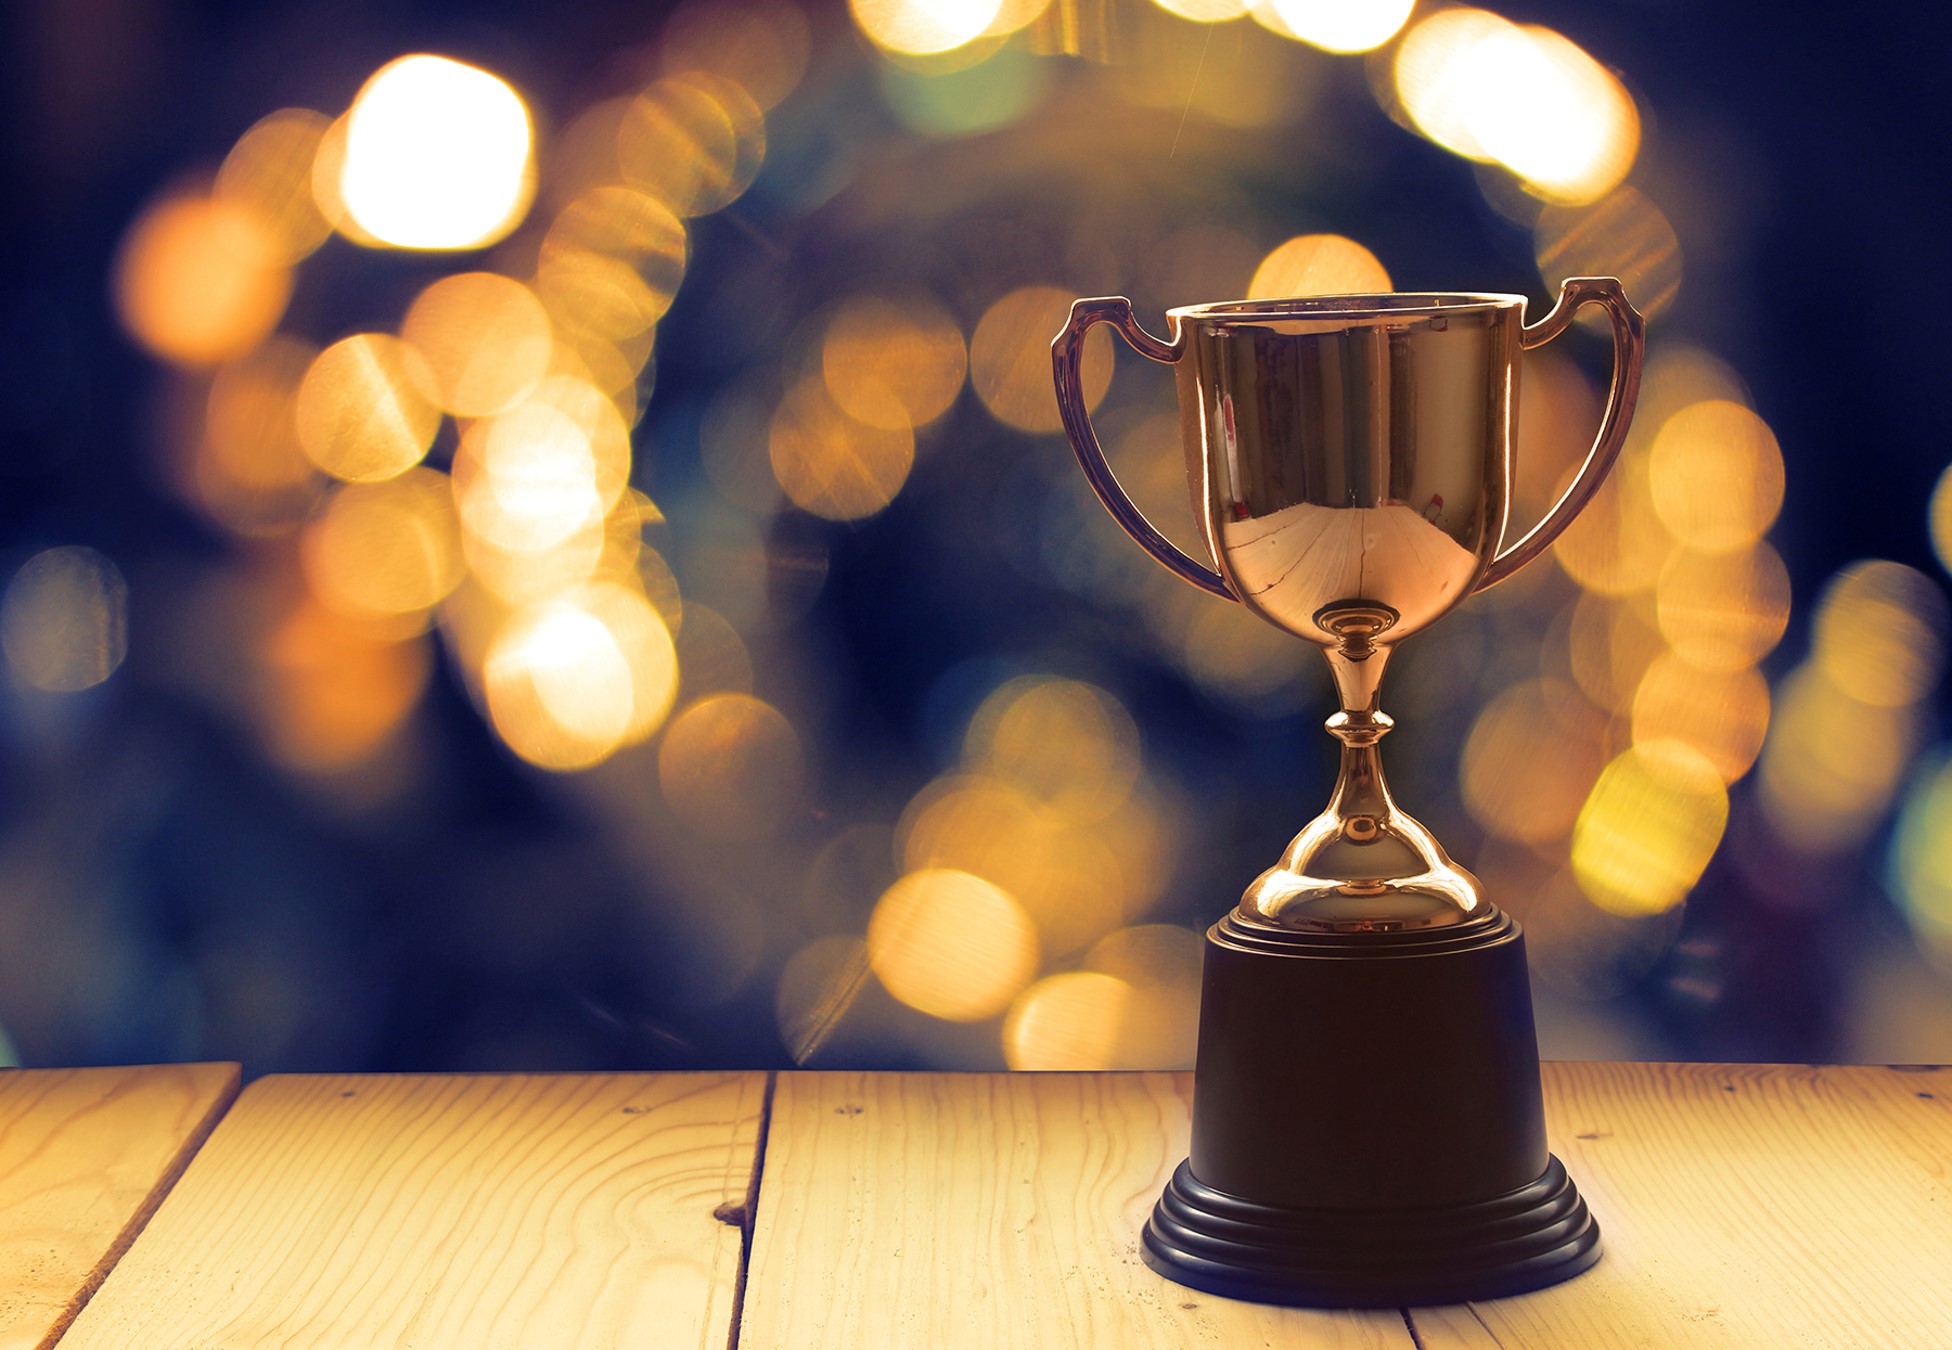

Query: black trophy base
left=1144, top=905, right=1600, bottom=1308
left=1143, top=1154, right=1600, bottom=1308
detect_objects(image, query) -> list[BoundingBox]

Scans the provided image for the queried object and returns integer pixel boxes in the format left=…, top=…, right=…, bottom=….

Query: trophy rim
left=1169, top=292, right=1526, bottom=322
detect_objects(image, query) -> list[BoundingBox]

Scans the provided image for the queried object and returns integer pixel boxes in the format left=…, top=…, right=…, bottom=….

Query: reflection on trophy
left=1053, top=279, right=1645, bottom=1306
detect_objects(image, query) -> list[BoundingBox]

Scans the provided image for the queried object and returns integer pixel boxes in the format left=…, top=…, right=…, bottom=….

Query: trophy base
left=1145, top=905, right=1600, bottom=1307
left=1142, top=1154, right=1599, bottom=1308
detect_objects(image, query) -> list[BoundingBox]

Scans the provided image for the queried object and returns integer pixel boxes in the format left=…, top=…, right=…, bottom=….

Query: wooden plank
left=56, top=1072, right=766, bottom=1350
left=740, top=1072, right=1415, bottom=1348
left=1409, top=1063, right=1952, bottom=1348
left=0, top=1063, right=238, bottom=1350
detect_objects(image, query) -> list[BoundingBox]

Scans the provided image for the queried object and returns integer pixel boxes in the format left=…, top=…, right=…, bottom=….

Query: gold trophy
left=1053, top=279, right=1644, bottom=1306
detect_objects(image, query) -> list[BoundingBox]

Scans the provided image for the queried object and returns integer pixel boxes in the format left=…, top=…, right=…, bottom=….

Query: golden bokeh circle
left=1247, top=234, right=1393, bottom=299
left=399, top=272, right=554, bottom=418
left=768, top=377, right=916, bottom=521
left=294, top=334, right=441, bottom=483
left=821, top=293, right=967, bottom=432
left=657, top=693, right=806, bottom=838
left=301, top=468, right=464, bottom=622
left=1002, top=972, right=1134, bottom=1070
left=1571, top=739, right=1727, bottom=917
left=1648, top=400, right=1784, bottom=554
left=970, top=286, right=1112, bottom=435
left=866, top=868, right=1039, bottom=1022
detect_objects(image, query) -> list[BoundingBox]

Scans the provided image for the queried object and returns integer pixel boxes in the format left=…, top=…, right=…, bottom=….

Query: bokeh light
left=1656, top=545, right=1791, bottom=674
left=1811, top=561, right=1949, bottom=709
left=1247, top=234, right=1392, bottom=299
left=259, top=595, right=430, bottom=772
left=294, top=335, right=441, bottom=483
left=1395, top=11, right=1638, bottom=204
left=866, top=868, right=1039, bottom=1021
left=657, top=693, right=806, bottom=838
left=1760, top=662, right=1919, bottom=854
left=1890, top=756, right=1952, bottom=963
left=400, top=273, right=554, bottom=417
left=768, top=377, right=916, bottom=520
left=1536, top=188, right=1682, bottom=319
left=661, top=0, right=813, bottom=111
left=1648, top=401, right=1785, bottom=554
left=215, top=108, right=334, bottom=265
left=339, top=55, right=536, bottom=250
left=1, top=549, right=130, bottom=693
left=114, top=191, right=292, bottom=366
left=617, top=76, right=756, bottom=218
left=821, top=294, right=967, bottom=431
left=301, top=469, right=464, bottom=624
left=1630, top=653, right=1769, bottom=785
left=1268, top=0, right=1413, bottom=53
left=1002, top=972, right=1133, bottom=1070
left=483, top=586, right=679, bottom=770
left=851, top=0, right=1007, bottom=54
left=1085, top=923, right=1202, bottom=1068
left=1572, top=740, right=1728, bottom=916
left=970, top=286, right=1112, bottom=434
left=1462, top=678, right=1607, bottom=847
left=200, top=335, right=321, bottom=531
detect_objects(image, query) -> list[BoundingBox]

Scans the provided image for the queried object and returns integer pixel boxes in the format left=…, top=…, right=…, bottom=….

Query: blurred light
left=1461, top=678, right=1607, bottom=846
left=2, top=548, right=129, bottom=693
left=852, top=0, right=1006, bottom=55
left=1085, top=923, right=1202, bottom=1068
left=1552, top=448, right=1676, bottom=596
left=1247, top=234, right=1392, bottom=299
left=880, top=41, right=1051, bottom=138
left=301, top=469, right=463, bottom=624
left=538, top=187, right=687, bottom=341
left=661, top=0, right=814, bottom=111
left=1150, top=0, right=1252, bottom=23
left=339, top=55, right=535, bottom=250
left=1179, top=596, right=1315, bottom=707
left=1648, top=401, right=1784, bottom=554
left=1889, top=755, right=1952, bottom=960
left=215, top=108, right=334, bottom=265
left=1566, top=591, right=1665, bottom=715
left=1572, top=740, right=1727, bottom=917
left=294, top=334, right=441, bottom=483
left=672, top=603, right=755, bottom=700
left=454, top=403, right=605, bottom=553
left=261, top=595, right=429, bottom=771
left=200, top=335, right=320, bottom=527
left=1931, top=464, right=1952, bottom=581
left=113, top=191, right=291, bottom=367
left=1003, top=972, right=1133, bottom=1069
left=400, top=272, right=553, bottom=417
left=1395, top=11, right=1637, bottom=203
left=1656, top=545, right=1791, bottom=674
left=1393, top=8, right=1518, bottom=161
left=898, top=774, right=1127, bottom=957
left=483, top=585, right=679, bottom=770
left=1760, top=663, right=1918, bottom=853
left=1510, top=351, right=1599, bottom=532
left=776, top=935, right=878, bottom=1064
left=970, top=286, right=1112, bottom=434
left=964, top=676, right=1141, bottom=824
left=618, top=77, right=749, bottom=217
left=657, top=693, right=806, bottom=838
left=866, top=868, right=1039, bottom=1021
left=1812, top=561, right=1948, bottom=709
left=1630, top=653, right=1769, bottom=785
left=822, top=294, right=967, bottom=431
left=768, top=377, right=915, bottom=520
left=1536, top=188, right=1681, bottom=319
left=1268, top=0, right=1412, bottom=53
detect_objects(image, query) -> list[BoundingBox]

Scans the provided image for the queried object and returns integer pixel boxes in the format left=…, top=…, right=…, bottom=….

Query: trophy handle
left=1475, top=276, right=1646, bottom=591
left=1053, top=297, right=1236, bottom=601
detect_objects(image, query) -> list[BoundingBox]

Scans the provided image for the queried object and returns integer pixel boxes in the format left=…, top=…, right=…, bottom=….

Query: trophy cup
left=1052, top=278, right=1644, bottom=1306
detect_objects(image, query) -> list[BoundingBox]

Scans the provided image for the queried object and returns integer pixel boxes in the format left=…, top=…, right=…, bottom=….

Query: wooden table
left=3, top=1063, right=1946, bottom=1348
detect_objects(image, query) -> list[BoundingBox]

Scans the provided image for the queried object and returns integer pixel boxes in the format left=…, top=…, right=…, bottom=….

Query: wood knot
left=712, top=1202, right=747, bottom=1227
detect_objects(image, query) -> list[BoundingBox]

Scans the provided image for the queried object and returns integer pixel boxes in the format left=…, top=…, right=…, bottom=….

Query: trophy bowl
left=1052, top=278, right=1644, bottom=1307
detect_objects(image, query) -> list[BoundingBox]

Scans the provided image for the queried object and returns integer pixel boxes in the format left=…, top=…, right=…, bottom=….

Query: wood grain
left=0, top=1063, right=238, bottom=1350
left=739, top=1071, right=1414, bottom=1348
left=56, top=1072, right=766, bottom=1350
left=1407, top=1063, right=1952, bottom=1349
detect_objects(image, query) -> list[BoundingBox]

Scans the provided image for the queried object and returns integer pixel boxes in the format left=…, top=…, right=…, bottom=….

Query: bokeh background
left=3, top=0, right=1950, bottom=1076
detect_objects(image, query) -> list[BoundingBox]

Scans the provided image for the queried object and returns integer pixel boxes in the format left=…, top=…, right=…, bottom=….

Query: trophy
left=1052, top=278, right=1644, bottom=1306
